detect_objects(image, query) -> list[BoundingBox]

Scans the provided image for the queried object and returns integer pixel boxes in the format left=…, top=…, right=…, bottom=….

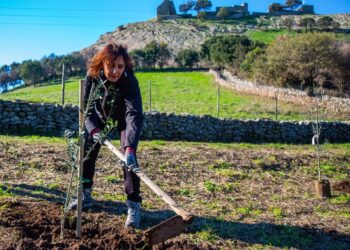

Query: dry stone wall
left=0, top=99, right=349, bottom=143
left=210, top=70, right=350, bottom=114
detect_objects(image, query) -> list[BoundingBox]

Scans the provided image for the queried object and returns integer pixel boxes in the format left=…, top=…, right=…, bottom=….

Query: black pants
left=82, top=130, right=142, bottom=203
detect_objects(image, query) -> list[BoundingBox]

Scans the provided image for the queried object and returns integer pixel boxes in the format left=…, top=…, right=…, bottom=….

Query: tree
left=317, top=16, right=334, bottom=31
left=299, top=17, right=316, bottom=31
left=70, top=52, right=86, bottom=74
left=197, top=11, right=207, bottom=21
left=144, top=41, right=160, bottom=69
left=201, top=35, right=263, bottom=72
left=0, top=64, right=11, bottom=73
left=179, top=1, right=195, bottom=14
left=130, top=49, right=146, bottom=69
left=157, top=43, right=171, bottom=69
left=240, top=47, right=266, bottom=78
left=254, top=33, right=346, bottom=95
left=9, top=62, right=20, bottom=81
left=283, top=17, right=295, bottom=32
left=216, top=7, right=230, bottom=21
left=268, top=3, right=283, bottom=13
left=285, top=0, right=302, bottom=6
left=194, top=0, right=212, bottom=14
left=0, top=72, right=9, bottom=84
left=59, top=55, right=75, bottom=76
left=332, top=21, right=341, bottom=31
left=332, top=42, right=350, bottom=95
left=176, top=49, right=199, bottom=68
left=19, top=60, right=44, bottom=86
left=41, top=55, right=59, bottom=79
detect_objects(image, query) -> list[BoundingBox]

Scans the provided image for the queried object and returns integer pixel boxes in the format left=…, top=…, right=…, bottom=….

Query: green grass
left=335, top=33, right=350, bottom=42
left=2, top=135, right=350, bottom=153
left=1, top=72, right=332, bottom=121
left=0, top=77, right=81, bottom=104
left=247, top=29, right=350, bottom=45
left=247, top=29, right=294, bottom=44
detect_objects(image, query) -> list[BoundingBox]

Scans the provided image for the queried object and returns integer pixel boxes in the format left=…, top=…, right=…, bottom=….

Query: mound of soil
left=0, top=200, right=208, bottom=250
left=332, top=180, right=350, bottom=194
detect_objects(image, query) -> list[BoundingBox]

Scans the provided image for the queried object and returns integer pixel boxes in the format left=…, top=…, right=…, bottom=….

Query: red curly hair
left=87, top=42, right=133, bottom=78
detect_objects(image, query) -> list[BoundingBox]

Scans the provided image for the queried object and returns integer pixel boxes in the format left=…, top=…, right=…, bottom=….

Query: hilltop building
left=156, top=1, right=315, bottom=21
left=157, top=0, right=178, bottom=20
left=252, top=3, right=315, bottom=16
left=262, top=2, right=315, bottom=16
left=204, top=3, right=249, bottom=19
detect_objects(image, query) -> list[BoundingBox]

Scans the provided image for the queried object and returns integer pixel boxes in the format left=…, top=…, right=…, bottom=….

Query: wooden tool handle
left=103, top=139, right=194, bottom=223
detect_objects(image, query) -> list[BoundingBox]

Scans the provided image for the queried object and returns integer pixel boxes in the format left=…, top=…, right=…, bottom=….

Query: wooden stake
left=216, top=84, right=220, bottom=118
left=149, top=80, right=152, bottom=112
left=61, top=64, right=65, bottom=106
left=275, top=91, right=278, bottom=121
left=76, top=79, right=85, bottom=238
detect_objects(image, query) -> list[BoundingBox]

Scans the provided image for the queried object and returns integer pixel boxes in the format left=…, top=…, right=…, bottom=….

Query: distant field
left=247, top=29, right=350, bottom=44
left=247, top=29, right=292, bottom=44
left=0, top=71, right=345, bottom=121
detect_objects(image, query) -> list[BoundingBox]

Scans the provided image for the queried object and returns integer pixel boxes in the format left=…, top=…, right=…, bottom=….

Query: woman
left=69, top=42, right=143, bottom=228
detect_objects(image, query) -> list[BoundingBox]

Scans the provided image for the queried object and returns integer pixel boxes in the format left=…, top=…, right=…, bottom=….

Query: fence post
left=61, top=64, right=65, bottom=106
left=149, top=80, right=152, bottom=112
left=216, top=83, right=220, bottom=118
left=275, top=91, right=278, bottom=120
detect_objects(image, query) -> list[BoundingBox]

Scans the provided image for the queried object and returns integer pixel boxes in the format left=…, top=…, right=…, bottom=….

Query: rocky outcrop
left=80, top=20, right=240, bottom=61
left=80, top=14, right=350, bottom=62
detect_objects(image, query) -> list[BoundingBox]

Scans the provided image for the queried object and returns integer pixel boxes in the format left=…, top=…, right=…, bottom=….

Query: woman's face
left=103, top=56, right=125, bottom=83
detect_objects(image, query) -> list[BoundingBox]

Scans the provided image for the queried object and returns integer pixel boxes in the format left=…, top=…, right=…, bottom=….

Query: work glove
left=125, top=147, right=140, bottom=173
left=90, top=128, right=102, bottom=143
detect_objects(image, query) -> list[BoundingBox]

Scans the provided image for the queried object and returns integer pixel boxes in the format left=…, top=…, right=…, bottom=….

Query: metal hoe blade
left=144, top=215, right=187, bottom=245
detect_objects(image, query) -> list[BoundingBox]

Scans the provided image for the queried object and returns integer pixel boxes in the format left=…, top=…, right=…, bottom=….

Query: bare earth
left=0, top=139, right=349, bottom=249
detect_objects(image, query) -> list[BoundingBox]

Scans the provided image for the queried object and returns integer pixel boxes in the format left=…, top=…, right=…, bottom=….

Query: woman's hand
left=125, top=147, right=139, bottom=172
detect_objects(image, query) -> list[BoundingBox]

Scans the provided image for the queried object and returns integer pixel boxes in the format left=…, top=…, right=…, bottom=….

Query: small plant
left=102, top=193, right=126, bottom=202
left=104, top=175, right=122, bottom=184
left=0, top=186, right=14, bottom=198
left=204, top=181, right=218, bottom=192
left=311, top=93, right=332, bottom=198
left=191, top=227, right=219, bottom=244
left=176, top=188, right=195, bottom=196
left=271, top=207, right=284, bottom=219
left=329, top=194, right=350, bottom=204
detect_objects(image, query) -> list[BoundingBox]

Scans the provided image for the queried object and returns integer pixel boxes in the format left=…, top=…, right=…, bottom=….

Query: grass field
left=1, top=71, right=341, bottom=121
left=247, top=29, right=350, bottom=44
left=247, top=29, right=292, bottom=44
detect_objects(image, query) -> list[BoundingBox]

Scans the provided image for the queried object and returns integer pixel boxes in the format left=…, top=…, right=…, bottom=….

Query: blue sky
left=0, top=0, right=349, bottom=66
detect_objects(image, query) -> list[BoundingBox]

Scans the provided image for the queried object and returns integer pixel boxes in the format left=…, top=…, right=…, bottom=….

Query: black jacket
left=84, top=70, right=143, bottom=150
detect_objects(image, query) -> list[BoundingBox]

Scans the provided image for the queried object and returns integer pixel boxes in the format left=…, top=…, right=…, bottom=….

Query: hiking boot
left=125, top=200, right=141, bottom=228
left=68, top=188, right=93, bottom=210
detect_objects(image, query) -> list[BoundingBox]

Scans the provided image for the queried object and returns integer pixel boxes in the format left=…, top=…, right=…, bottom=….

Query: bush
left=253, top=33, right=350, bottom=94
left=201, top=35, right=264, bottom=72
left=175, top=49, right=199, bottom=68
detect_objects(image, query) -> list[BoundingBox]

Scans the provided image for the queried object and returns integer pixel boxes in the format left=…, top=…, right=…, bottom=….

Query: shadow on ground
left=2, top=183, right=350, bottom=249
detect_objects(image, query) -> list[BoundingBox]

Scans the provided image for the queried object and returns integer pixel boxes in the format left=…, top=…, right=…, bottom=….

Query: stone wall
left=210, top=70, right=350, bottom=114
left=1, top=99, right=350, bottom=143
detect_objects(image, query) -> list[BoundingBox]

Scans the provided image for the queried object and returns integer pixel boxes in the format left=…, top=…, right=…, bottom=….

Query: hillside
left=80, top=14, right=350, bottom=60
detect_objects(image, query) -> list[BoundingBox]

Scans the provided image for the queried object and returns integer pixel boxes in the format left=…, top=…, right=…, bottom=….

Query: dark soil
left=0, top=139, right=349, bottom=249
left=0, top=200, right=211, bottom=250
left=332, top=180, right=350, bottom=194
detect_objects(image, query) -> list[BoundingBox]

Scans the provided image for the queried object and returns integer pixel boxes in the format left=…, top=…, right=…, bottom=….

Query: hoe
left=103, top=139, right=194, bottom=245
